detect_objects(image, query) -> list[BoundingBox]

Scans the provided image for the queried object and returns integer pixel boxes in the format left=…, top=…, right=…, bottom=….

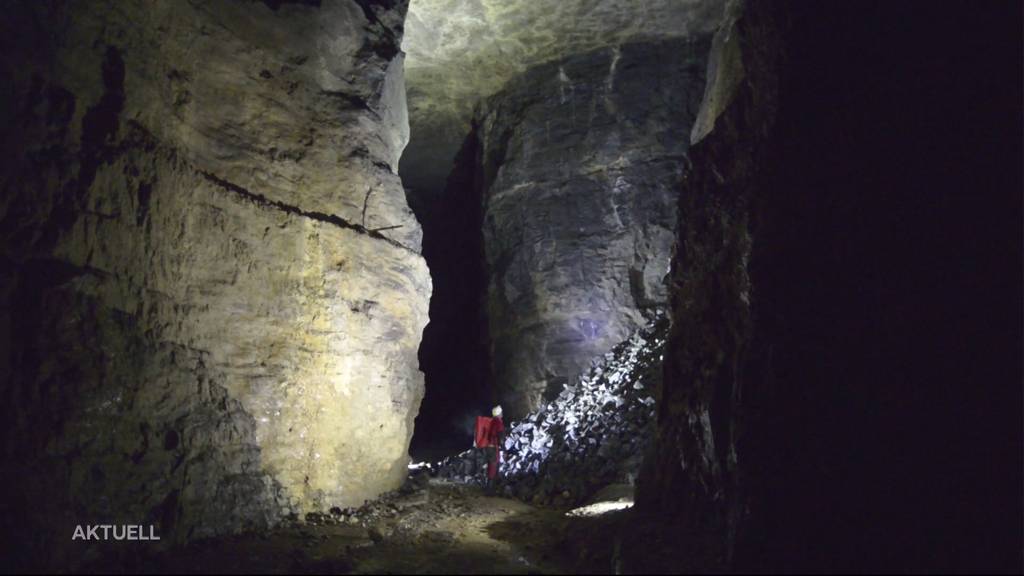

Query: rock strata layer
left=0, top=0, right=429, bottom=568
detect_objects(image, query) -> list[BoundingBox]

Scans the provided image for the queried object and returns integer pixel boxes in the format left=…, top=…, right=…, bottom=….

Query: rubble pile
left=433, top=314, right=668, bottom=507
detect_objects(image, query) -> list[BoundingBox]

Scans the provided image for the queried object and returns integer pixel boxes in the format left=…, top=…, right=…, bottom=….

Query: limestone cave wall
left=0, top=0, right=430, bottom=568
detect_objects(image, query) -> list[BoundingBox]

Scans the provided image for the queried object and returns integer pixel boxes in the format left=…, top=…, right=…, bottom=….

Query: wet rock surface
left=0, top=0, right=429, bottom=569
left=473, top=39, right=708, bottom=417
left=434, top=316, right=667, bottom=508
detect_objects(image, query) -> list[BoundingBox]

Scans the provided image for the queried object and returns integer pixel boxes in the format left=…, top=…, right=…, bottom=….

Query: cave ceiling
left=400, top=0, right=726, bottom=195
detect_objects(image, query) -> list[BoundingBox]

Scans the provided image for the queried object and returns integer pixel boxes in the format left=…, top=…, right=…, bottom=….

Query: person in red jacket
left=482, top=405, right=505, bottom=492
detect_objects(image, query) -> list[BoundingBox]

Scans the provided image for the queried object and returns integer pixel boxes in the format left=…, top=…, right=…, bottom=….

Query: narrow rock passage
left=118, top=478, right=578, bottom=574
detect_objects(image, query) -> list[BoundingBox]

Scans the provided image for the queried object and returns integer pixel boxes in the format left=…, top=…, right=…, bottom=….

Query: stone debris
left=432, top=314, right=668, bottom=507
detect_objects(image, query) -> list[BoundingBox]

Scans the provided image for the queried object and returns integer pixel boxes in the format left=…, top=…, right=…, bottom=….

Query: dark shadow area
left=88, top=479, right=578, bottom=575
left=743, top=3, right=1022, bottom=571
left=405, top=122, right=494, bottom=459
left=564, top=508, right=728, bottom=575
left=640, top=1, right=1022, bottom=572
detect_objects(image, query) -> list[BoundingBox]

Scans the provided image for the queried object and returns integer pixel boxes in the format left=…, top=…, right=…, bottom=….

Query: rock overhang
left=399, top=0, right=726, bottom=194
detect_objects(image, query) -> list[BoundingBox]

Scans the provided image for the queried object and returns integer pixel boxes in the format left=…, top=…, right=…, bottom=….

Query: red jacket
left=486, top=416, right=505, bottom=448
left=475, top=416, right=505, bottom=448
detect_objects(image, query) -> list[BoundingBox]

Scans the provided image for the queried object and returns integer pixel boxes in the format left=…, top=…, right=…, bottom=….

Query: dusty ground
left=89, top=478, right=594, bottom=574
left=76, top=476, right=716, bottom=574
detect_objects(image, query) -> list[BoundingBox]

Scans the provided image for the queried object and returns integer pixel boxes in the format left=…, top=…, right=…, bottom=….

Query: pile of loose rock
left=433, top=314, right=668, bottom=507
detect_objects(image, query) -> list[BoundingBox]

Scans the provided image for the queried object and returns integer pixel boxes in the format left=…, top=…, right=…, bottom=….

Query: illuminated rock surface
left=400, top=0, right=725, bottom=196
left=0, top=0, right=429, bottom=565
left=473, top=39, right=709, bottom=416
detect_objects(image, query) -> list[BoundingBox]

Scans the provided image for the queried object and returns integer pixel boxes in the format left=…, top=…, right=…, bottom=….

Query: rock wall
left=475, top=38, right=709, bottom=418
left=638, top=0, right=1022, bottom=572
left=0, top=0, right=430, bottom=568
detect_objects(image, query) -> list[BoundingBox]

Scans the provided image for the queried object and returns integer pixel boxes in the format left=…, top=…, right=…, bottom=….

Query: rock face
left=434, top=315, right=666, bottom=508
left=0, top=0, right=429, bottom=568
left=473, top=38, right=709, bottom=417
left=638, top=0, right=1022, bottom=572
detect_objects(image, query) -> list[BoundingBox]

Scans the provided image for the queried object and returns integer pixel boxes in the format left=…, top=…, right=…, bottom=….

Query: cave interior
left=0, top=0, right=1020, bottom=573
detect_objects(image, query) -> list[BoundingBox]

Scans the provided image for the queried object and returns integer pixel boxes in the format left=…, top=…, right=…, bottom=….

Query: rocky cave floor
left=78, top=472, right=703, bottom=575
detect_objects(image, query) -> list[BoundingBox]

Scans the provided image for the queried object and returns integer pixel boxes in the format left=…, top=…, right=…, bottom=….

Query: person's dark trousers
left=483, top=446, right=497, bottom=493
